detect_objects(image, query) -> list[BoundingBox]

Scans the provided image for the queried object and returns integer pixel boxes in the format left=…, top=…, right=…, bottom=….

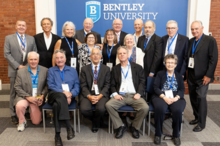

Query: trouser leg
left=10, top=77, right=16, bottom=116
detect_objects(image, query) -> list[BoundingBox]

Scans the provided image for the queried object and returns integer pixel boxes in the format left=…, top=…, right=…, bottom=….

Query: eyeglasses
left=107, top=34, right=114, bottom=36
left=166, top=62, right=175, bottom=65
left=87, top=37, right=95, bottom=40
left=91, top=53, right=100, bottom=56
left=84, top=23, right=92, bottom=26
left=166, top=27, right=176, bottom=30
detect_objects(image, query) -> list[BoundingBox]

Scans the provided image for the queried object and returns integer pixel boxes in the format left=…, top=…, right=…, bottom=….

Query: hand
left=88, top=95, right=98, bottom=104
left=182, top=75, right=184, bottom=78
left=149, top=74, right=154, bottom=77
left=18, top=65, right=25, bottom=69
left=171, top=97, right=179, bottom=102
left=163, top=97, right=173, bottom=105
left=133, top=94, right=141, bottom=100
left=63, top=91, right=72, bottom=98
left=114, top=95, right=123, bottom=100
left=96, top=44, right=103, bottom=50
left=67, top=97, right=71, bottom=105
left=202, top=76, right=211, bottom=85
left=26, top=96, right=38, bottom=105
left=37, top=95, right=44, bottom=106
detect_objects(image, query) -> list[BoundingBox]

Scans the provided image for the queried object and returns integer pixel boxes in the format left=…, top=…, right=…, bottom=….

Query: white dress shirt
left=16, top=33, right=27, bottom=61
left=43, top=32, right=52, bottom=50
left=115, top=32, right=121, bottom=43
left=165, top=34, right=178, bottom=56
left=133, top=31, right=144, bottom=46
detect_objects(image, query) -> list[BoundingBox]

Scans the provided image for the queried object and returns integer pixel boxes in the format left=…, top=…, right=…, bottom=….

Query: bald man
left=112, top=19, right=127, bottom=46
left=133, top=19, right=144, bottom=46
left=75, top=18, right=101, bottom=44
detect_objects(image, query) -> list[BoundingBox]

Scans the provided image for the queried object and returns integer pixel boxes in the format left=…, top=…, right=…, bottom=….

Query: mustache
left=57, top=61, right=64, bottom=63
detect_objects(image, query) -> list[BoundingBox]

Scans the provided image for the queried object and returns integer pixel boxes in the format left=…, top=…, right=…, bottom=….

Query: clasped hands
left=26, top=95, right=44, bottom=106
left=63, top=91, right=72, bottom=105
left=88, top=94, right=102, bottom=104
left=114, top=94, right=141, bottom=100
left=163, top=96, right=179, bottom=105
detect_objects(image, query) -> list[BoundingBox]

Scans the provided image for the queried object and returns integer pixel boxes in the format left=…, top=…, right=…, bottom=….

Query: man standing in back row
left=187, top=20, right=218, bottom=132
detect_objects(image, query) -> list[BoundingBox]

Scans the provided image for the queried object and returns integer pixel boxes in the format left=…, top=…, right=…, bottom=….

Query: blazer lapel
left=130, top=63, right=136, bottom=87
left=145, top=34, right=155, bottom=52
left=97, top=64, right=103, bottom=89
left=162, top=35, right=169, bottom=57
left=174, top=34, right=181, bottom=55
left=40, top=33, right=47, bottom=51
left=13, top=34, right=22, bottom=54
left=117, top=64, right=121, bottom=84
left=195, top=35, right=205, bottom=54
left=25, top=67, right=33, bottom=94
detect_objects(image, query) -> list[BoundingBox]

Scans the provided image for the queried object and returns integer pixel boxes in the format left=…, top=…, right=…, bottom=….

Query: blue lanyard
left=59, top=66, right=66, bottom=82
left=65, top=37, right=74, bottom=55
left=86, top=45, right=95, bottom=55
left=167, top=33, right=177, bottom=52
left=128, top=47, right=135, bottom=61
left=192, top=34, right=203, bottom=55
left=144, top=38, right=149, bottom=49
left=84, top=31, right=87, bottom=36
left=107, top=43, right=114, bottom=59
left=16, top=32, right=26, bottom=48
left=91, top=63, right=100, bottom=80
left=166, top=71, right=175, bottom=89
left=118, top=35, right=120, bottom=44
left=121, top=63, right=130, bottom=79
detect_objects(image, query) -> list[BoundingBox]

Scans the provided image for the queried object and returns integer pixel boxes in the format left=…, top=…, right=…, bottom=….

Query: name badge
left=119, top=82, right=126, bottom=95
left=32, top=88, right=37, bottom=97
left=188, top=57, right=194, bottom=68
left=71, top=57, right=77, bottom=69
left=106, top=63, right=113, bottom=70
left=165, top=90, right=174, bottom=98
left=94, top=85, right=99, bottom=95
left=62, top=84, right=70, bottom=92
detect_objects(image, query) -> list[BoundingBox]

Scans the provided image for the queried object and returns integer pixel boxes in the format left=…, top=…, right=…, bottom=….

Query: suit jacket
left=187, top=34, right=218, bottom=82
left=111, top=62, right=145, bottom=97
left=4, top=33, right=37, bottom=77
left=152, top=70, right=185, bottom=99
left=118, top=31, right=127, bottom=46
left=14, top=65, right=48, bottom=105
left=80, top=64, right=110, bottom=99
left=137, top=33, right=162, bottom=77
left=74, top=29, right=101, bottom=44
left=34, top=33, right=61, bottom=68
left=161, top=34, right=189, bottom=76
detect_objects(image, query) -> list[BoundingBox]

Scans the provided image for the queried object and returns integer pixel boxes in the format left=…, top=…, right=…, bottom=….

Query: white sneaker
left=17, top=120, right=27, bottom=132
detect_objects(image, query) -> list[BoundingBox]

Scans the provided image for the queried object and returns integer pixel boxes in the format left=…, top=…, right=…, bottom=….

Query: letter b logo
left=90, top=6, right=96, bottom=14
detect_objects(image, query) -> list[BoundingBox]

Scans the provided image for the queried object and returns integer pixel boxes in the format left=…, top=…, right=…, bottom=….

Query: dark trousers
left=152, top=97, right=186, bottom=137
left=80, top=96, right=108, bottom=127
left=48, top=91, right=70, bottom=133
left=188, top=79, right=209, bottom=129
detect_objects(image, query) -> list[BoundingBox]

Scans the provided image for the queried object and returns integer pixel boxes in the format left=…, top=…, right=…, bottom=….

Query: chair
left=108, top=105, right=146, bottom=136
left=146, top=76, right=183, bottom=137
left=42, top=100, right=77, bottom=133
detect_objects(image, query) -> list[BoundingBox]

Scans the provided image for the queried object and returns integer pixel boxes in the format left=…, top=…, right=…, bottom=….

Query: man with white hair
left=75, top=18, right=101, bottom=44
left=161, top=20, right=189, bottom=78
left=187, top=20, right=218, bottom=132
left=112, top=18, right=128, bottom=46
left=14, top=51, right=48, bottom=132
left=133, top=19, right=144, bottom=46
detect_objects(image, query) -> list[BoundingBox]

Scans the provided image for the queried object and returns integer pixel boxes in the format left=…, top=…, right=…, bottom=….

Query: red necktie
left=94, top=66, right=97, bottom=84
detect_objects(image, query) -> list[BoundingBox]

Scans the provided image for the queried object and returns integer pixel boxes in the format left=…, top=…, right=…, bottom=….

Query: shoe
left=173, top=137, right=181, bottom=146
left=189, top=119, right=198, bottom=125
left=11, top=116, right=18, bottom=124
left=193, top=125, right=203, bottom=132
left=67, top=127, right=75, bottom=140
left=55, top=136, right=63, bottom=146
left=92, top=123, right=98, bottom=133
left=115, top=125, right=127, bottom=139
left=17, top=120, right=27, bottom=132
left=129, top=113, right=135, bottom=120
left=25, top=113, right=31, bottom=120
left=154, top=136, right=161, bottom=145
left=130, top=125, right=139, bottom=139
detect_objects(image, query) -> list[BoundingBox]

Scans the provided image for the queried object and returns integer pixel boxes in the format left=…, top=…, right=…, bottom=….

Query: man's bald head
left=83, top=18, right=94, bottom=32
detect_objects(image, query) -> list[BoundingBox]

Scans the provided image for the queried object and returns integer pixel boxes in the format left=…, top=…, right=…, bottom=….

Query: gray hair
left=117, top=46, right=129, bottom=54
left=91, top=47, right=102, bottom=55
left=145, top=20, right=156, bottom=28
left=62, top=21, right=76, bottom=37
left=192, top=20, right=203, bottom=27
left=166, top=20, right=178, bottom=28
left=123, top=34, right=135, bottom=46
left=41, top=17, right=53, bottom=26
left=27, top=51, right=39, bottom=59
left=163, top=54, right=178, bottom=64
left=54, top=49, right=66, bottom=59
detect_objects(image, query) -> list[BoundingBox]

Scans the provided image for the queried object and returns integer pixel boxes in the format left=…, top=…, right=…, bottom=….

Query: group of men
left=3, top=17, right=218, bottom=146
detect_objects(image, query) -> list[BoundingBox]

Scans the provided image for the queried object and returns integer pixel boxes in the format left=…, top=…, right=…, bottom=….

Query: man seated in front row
left=47, top=49, right=80, bottom=146
left=14, top=51, right=48, bottom=132
left=80, top=48, right=110, bottom=133
left=106, top=46, right=149, bottom=139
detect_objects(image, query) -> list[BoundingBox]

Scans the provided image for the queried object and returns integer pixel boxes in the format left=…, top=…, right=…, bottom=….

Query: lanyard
left=59, top=66, right=66, bottom=82
left=144, top=37, right=149, bottom=49
left=107, top=43, right=114, bottom=59
left=128, top=47, right=135, bottom=61
left=118, top=35, right=120, bottom=44
left=166, top=71, right=175, bottom=89
left=65, top=37, right=74, bottom=55
left=16, top=32, right=26, bottom=48
left=91, top=63, right=100, bottom=80
left=167, top=33, right=177, bottom=52
left=192, top=34, right=203, bottom=55
left=121, top=63, right=130, bottom=79
left=84, top=32, right=86, bottom=36
left=86, top=45, right=95, bottom=55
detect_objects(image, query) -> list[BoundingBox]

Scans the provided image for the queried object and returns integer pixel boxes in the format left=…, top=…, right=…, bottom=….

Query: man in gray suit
left=14, top=52, right=48, bottom=132
left=4, top=19, right=37, bottom=124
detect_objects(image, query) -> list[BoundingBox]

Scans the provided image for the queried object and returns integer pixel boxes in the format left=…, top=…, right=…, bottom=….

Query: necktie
left=20, top=35, right=25, bottom=52
left=168, top=37, right=172, bottom=54
left=94, top=66, right=97, bottom=84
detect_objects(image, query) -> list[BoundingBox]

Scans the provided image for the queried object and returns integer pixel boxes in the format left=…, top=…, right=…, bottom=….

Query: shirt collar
left=92, top=62, right=100, bottom=70
left=43, top=32, right=52, bottom=39
left=16, top=32, right=25, bottom=38
left=115, top=31, right=121, bottom=36
left=84, top=29, right=91, bottom=35
left=55, top=65, right=71, bottom=71
left=28, top=65, right=39, bottom=73
left=121, top=61, right=130, bottom=69
left=134, top=31, right=143, bottom=37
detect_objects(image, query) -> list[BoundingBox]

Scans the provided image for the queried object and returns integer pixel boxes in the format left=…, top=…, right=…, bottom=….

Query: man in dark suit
left=106, top=46, right=149, bottom=139
left=4, top=19, right=37, bottom=124
left=187, top=21, right=218, bottom=132
left=80, top=48, right=110, bottom=133
left=34, top=18, right=60, bottom=68
left=137, top=20, right=162, bottom=78
left=161, top=20, right=189, bottom=77
left=112, top=19, right=127, bottom=46
left=74, top=18, right=101, bottom=44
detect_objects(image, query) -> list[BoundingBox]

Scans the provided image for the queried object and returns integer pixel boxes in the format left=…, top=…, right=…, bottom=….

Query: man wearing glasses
left=161, top=20, right=189, bottom=78
left=112, top=18, right=127, bottom=46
